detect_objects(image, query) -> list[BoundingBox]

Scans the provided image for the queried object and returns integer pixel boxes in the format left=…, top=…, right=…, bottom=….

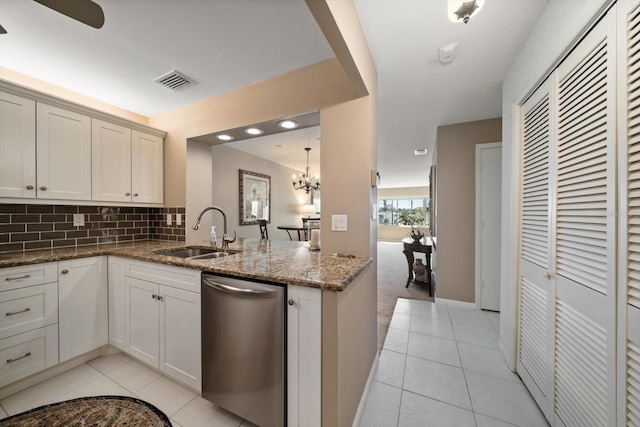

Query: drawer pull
left=7, top=352, right=31, bottom=364
left=5, top=274, right=31, bottom=282
left=61, top=270, right=69, bottom=275
left=6, top=308, right=31, bottom=317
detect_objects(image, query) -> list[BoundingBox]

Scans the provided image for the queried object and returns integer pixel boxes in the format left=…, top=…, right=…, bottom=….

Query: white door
left=132, top=130, right=163, bottom=204
left=518, top=76, right=555, bottom=421
left=58, top=257, right=108, bottom=363
left=0, top=92, right=36, bottom=198
left=159, top=285, right=201, bottom=390
left=92, top=119, right=132, bottom=202
left=126, top=277, right=159, bottom=368
left=36, top=103, right=91, bottom=200
left=476, top=142, right=502, bottom=311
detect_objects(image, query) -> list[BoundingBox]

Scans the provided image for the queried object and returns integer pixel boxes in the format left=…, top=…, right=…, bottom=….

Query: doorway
left=475, top=142, right=502, bottom=311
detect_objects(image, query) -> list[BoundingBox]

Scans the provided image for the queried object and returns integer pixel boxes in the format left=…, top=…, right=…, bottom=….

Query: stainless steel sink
left=154, top=247, right=236, bottom=260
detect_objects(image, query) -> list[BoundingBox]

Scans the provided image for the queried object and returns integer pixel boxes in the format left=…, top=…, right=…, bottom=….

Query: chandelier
left=292, top=147, right=320, bottom=194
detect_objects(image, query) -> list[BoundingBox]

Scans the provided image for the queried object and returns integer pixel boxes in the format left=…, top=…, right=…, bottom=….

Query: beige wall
left=0, top=67, right=148, bottom=125
left=211, top=144, right=306, bottom=240
left=149, top=58, right=358, bottom=207
left=435, top=117, right=501, bottom=303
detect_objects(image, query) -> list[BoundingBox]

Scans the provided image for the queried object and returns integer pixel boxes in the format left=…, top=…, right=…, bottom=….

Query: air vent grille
left=154, top=70, right=192, bottom=91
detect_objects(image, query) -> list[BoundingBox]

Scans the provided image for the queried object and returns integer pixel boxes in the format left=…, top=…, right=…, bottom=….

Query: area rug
left=0, top=395, right=171, bottom=427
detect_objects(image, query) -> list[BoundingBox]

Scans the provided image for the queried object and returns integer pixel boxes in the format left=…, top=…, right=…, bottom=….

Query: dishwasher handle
left=203, top=277, right=278, bottom=298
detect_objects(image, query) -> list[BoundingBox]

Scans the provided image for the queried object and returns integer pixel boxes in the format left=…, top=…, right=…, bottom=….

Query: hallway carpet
left=377, top=241, right=433, bottom=351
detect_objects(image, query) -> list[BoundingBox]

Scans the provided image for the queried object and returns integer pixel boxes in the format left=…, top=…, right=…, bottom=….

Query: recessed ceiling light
left=414, top=148, right=428, bottom=155
left=244, top=127, right=263, bottom=135
left=278, top=120, right=299, bottom=129
left=216, top=134, right=234, bottom=141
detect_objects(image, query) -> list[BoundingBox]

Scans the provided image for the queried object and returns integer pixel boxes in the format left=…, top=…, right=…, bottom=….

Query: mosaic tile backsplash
left=0, top=204, right=186, bottom=253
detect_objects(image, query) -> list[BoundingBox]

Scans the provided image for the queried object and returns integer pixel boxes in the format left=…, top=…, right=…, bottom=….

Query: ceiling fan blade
left=34, top=0, right=104, bottom=29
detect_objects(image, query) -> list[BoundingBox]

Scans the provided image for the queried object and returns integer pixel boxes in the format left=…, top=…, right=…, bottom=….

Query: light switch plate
left=166, top=214, right=172, bottom=225
left=176, top=214, right=182, bottom=226
left=73, top=214, right=85, bottom=227
left=331, top=215, right=348, bottom=232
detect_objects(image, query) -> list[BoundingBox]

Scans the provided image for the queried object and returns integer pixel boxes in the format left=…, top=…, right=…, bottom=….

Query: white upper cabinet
left=0, top=92, right=36, bottom=198
left=92, top=119, right=132, bottom=203
left=36, top=103, right=92, bottom=201
left=132, top=130, right=163, bottom=204
left=92, top=121, right=163, bottom=204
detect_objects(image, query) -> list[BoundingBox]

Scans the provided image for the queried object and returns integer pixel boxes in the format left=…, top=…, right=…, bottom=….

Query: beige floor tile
left=88, top=353, right=132, bottom=374
left=135, top=376, right=198, bottom=417
left=173, top=395, right=244, bottom=427
left=106, top=360, right=162, bottom=393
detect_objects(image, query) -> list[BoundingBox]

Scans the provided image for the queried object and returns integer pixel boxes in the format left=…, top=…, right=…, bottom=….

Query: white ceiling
left=0, top=0, right=549, bottom=189
left=354, top=0, right=549, bottom=188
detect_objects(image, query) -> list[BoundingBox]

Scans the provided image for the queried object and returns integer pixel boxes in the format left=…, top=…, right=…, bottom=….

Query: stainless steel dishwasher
left=201, top=274, right=285, bottom=427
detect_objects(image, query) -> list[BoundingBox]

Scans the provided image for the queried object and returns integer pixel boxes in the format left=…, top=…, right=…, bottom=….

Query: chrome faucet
left=192, top=206, right=237, bottom=250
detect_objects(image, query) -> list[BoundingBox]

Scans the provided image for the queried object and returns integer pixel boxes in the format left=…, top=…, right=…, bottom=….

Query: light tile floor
left=361, top=299, right=549, bottom=427
left=0, top=352, right=256, bottom=427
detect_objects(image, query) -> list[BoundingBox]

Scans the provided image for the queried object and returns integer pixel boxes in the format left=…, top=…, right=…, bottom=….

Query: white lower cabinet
left=0, top=262, right=58, bottom=387
left=123, top=259, right=201, bottom=391
left=107, top=257, right=127, bottom=351
left=58, top=257, right=108, bottom=363
left=287, top=285, right=322, bottom=427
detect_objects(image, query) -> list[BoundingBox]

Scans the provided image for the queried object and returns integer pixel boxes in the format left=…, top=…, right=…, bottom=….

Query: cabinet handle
left=288, top=299, right=295, bottom=306
left=133, top=193, right=139, bottom=197
left=152, top=294, right=157, bottom=299
left=40, top=186, right=47, bottom=191
left=157, top=295, right=163, bottom=301
left=125, top=192, right=131, bottom=196
left=7, top=352, right=31, bottom=363
left=6, top=307, right=31, bottom=317
left=543, top=272, right=552, bottom=279
left=26, top=185, right=34, bottom=190
left=5, top=274, right=30, bottom=282
left=61, top=269, right=69, bottom=275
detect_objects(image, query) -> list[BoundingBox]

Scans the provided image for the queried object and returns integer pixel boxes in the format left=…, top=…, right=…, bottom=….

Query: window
left=378, top=198, right=430, bottom=226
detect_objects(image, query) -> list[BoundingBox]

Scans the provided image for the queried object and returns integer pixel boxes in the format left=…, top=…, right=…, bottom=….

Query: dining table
left=277, top=225, right=307, bottom=241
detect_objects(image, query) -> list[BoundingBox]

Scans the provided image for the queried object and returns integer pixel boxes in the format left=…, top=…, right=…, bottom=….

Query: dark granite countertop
left=0, top=239, right=372, bottom=291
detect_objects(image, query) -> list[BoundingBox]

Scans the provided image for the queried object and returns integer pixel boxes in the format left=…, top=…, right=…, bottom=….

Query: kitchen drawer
left=0, top=324, right=58, bottom=387
left=125, top=259, right=200, bottom=293
left=0, top=283, right=57, bottom=339
left=1, top=263, right=57, bottom=291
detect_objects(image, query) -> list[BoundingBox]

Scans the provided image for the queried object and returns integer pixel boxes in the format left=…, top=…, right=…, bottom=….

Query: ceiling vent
left=414, top=148, right=428, bottom=155
left=154, top=70, right=192, bottom=91
left=438, top=43, right=459, bottom=64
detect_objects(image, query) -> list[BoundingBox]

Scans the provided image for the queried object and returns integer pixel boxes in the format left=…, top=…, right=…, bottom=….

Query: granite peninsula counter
left=0, top=239, right=372, bottom=291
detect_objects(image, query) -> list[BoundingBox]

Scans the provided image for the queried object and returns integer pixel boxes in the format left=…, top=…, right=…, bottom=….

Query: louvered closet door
left=623, top=1, right=640, bottom=424
left=518, top=76, right=555, bottom=422
left=554, top=8, right=617, bottom=427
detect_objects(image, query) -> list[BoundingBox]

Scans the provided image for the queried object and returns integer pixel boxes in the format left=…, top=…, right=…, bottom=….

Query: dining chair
left=258, top=219, right=269, bottom=239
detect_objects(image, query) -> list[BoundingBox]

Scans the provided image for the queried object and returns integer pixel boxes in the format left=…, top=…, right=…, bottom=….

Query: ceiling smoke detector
left=154, top=70, right=192, bottom=91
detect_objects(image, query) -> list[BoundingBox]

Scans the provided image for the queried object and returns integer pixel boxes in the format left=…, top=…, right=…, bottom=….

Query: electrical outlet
left=166, top=214, right=172, bottom=225
left=176, top=214, right=182, bottom=225
left=73, top=214, right=85, bottom=227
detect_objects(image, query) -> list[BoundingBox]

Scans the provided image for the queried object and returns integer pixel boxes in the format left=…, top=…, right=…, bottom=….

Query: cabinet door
left=287, top=285, right=321, bottom=427
left=108, top=257, right=127, bottom=351
left=92, top=119, right=132, bottom=202
left=131, top=130, right=163, bottom=204
left=36, top=103, right=91, bottom=200
left=58, top=257, right=108, bottom=363
left=126, top=277, right=159, bottom=368
left=160, top=285, right=201, bottom=390
left=0, top=92, right=36, bottom=198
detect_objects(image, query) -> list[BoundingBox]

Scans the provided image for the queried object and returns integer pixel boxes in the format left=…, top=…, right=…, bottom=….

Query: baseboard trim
left=0, top=345, right=115, bottom=400
left=434, top=297, right=476, bottom=309
left=352, top=352, right=380, bottom=427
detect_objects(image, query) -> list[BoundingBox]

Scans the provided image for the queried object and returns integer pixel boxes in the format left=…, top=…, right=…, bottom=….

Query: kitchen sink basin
left=154, top=247, right=237, bottom=260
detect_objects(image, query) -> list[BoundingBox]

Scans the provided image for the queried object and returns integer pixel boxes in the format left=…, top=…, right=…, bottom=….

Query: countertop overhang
left=0, top=239, right=373, bottom=291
